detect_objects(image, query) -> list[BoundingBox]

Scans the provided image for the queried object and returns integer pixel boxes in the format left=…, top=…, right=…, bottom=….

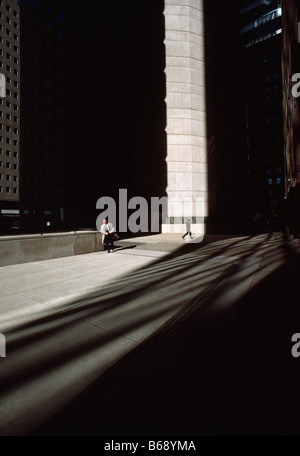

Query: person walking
left=286, top=178, right=300, bottom=239
left=100, top=218, right=116, bottom=252
left=182, top=219, right=192, bottom=239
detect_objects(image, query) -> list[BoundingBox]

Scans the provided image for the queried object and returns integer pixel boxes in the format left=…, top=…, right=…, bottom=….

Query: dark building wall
left=18, top=0, right=289, bottom=235
left=20, top=0, right=249, bottom=235
left=19, top=0, right=64, bottom=233
left=65, top=1, right=167, bottom=231
left=0, top=0, right=20, bottom=233
left=203, top=0, right=285, bottom=233
left=282, top=0, right=300, bottom=189
left=241, top=36, right=284, bottom=226
left=239, top=0, right=285, bottom=231
left=203, top=0, right=248, bottom=232
left=19, top=1, right=167, bottom=234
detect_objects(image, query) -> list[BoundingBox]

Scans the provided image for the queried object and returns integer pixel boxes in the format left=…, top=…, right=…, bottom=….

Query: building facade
left=19, top=0, right=64, bottom=233
left=162, top=0, right=207, bottom=235
left=0, top=0, right=20, bottom=233
left=281, top=0, right=300, bottom=192
left=18, top=0, right=249, bottom=235
left=163, top=0, right=249, bottom=235
left=239, top=0, right=285, bottom=230
left=13, top=0, right=295, bottom=236
left=19, top=0, right=166, bottom=234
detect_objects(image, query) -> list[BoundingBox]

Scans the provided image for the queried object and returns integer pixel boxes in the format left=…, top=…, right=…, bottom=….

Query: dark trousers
left=183, top=231, right=191, bottom=238
left=104, top=233, right=115, bottom=250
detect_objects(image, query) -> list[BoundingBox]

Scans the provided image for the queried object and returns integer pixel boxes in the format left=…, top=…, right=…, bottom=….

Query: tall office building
left=19, top=0, right=247, bottom=235
left=0, top=0, right=20, bottom=233
left=240, top=0, right=282, bottom=48
left=65, top=0, right=248, bottom=235
left=203, top=0, right=248, bottom=233
left=17, top=1, right=288, bottom=236
left=19, top=1, right=166, bottom=233
left=162, top=0, right=207, bottom=235
left=19, top=0, right=64, bottom=233
left=281, top=0, right=300, bottom=191
left=63, top=1, right=166, bottom=232
left=163, top=0, right=248, bottom=235
left=239, top=0, right=285, bottom=229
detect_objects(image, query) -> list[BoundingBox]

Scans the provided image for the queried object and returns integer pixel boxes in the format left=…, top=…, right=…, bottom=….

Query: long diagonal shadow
left=0, top=232, right=292, bottom=435
left=33, top=236, right=300, bottom=436
left=5, top=234, right=260, bottom=342
left=3, top=233, right=279, bottom=364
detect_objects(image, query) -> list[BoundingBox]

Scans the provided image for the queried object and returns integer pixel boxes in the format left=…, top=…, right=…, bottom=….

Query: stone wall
left=163, top=0, right=208, bottom=235
left=0, top=231, right=103, bottom=267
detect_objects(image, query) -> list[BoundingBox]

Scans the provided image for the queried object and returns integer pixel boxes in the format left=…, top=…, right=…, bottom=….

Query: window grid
left=0, top=0, right=20, bottom=202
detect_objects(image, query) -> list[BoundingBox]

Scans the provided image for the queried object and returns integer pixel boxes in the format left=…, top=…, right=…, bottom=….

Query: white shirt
left=100, top=222, right=115, bottom=243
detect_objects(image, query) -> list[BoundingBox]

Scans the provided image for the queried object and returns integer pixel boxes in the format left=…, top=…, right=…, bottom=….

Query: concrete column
left=162, top=0, right=208, bottom=236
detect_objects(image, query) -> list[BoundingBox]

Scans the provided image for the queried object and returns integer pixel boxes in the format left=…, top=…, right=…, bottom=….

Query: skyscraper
left=19, top=0, right=64, bottom=233
left=18, top=0, right=248, bottom=235
left=201, top=0, right=248, bottom=233
left=239, top=0, right=285, bottom=230
left=62, top=1, right=166, bottom=232
left=15, top=0, right=291, bottom=237
left=240, top=0, right=282, bottom=48
left=281, top=0, right=300, bottom=192
left=19, top=1, right=166, bottom=234
left=0, top=0, right=20, bottom=233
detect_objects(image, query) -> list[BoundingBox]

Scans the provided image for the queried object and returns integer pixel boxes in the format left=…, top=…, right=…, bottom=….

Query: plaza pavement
left=0, top=232, right=299, bottom=436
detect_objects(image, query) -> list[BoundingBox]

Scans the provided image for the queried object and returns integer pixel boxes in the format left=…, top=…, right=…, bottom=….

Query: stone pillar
left=162, top=0, right=208, bottom=236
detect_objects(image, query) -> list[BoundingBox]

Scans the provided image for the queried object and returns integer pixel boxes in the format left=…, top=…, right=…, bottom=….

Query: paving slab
left=0, top=316, right=138, bottom=436
left=0, top=240, right=182, bottom=435
left=33, top=232, right=300, bottom=437
left=0, top=232, right=297, bottom=436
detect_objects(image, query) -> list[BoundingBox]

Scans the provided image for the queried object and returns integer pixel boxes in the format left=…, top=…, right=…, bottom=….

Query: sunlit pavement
left=0, top=232, right=299, bottom=435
